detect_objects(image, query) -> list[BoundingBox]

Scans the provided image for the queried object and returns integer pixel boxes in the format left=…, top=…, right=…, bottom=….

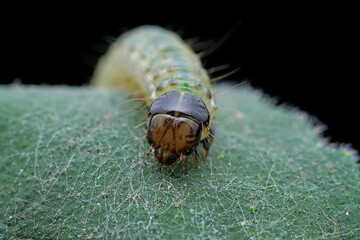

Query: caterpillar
left=91, top=25, right=216, bottom=166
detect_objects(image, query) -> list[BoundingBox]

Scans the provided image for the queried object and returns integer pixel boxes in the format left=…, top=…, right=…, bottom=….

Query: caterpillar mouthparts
left=147, top=91, right=210, bottom=165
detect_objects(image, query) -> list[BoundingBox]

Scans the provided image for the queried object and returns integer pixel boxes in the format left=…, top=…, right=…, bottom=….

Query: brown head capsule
left=147, top=91, right=209, bottom=165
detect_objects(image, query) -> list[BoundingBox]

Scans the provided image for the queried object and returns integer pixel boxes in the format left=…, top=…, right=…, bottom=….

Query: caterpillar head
left=146, top=91, right=210, bottom=165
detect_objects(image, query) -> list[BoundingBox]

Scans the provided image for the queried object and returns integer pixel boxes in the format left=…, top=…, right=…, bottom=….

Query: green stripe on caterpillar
left=91, top=25, right=216, bottom=166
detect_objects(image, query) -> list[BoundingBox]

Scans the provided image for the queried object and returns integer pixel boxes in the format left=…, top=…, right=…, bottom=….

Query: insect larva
left=91, top=25, right=216, bottom=166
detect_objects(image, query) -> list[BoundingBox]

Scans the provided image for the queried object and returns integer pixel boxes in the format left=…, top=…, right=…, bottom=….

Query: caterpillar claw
left=145, top=146, right=154, bottom=158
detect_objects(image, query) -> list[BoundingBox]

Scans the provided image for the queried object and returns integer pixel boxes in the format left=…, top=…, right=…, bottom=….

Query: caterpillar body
left=91, top=25, right=216, bottom=166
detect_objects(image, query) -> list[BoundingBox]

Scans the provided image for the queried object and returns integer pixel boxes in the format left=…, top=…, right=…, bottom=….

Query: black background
left=2, top=5, right=359, bottom=158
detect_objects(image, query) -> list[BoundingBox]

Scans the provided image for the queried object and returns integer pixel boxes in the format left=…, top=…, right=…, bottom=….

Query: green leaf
left=1, top=85, right=359, bottom=239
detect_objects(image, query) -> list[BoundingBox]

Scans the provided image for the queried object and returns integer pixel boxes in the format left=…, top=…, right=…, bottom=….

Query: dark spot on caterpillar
left=153, top=73, right=160, bottom=80
left=206, top=88, right=212, bottom=99
left=194, top=82, right=202, bottom=90
left=169, top=79, right=177, bottom=85
left=156, top=83, right=164, bottom=91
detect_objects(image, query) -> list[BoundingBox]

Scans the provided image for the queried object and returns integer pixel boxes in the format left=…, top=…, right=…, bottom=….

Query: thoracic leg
left=193, top=149, right=200, bottom=167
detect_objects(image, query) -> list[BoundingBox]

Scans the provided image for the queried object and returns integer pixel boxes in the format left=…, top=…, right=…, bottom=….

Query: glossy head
left=147, top=114, right=202, bottom=165
left=146, top=91, right=209, bottom=165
